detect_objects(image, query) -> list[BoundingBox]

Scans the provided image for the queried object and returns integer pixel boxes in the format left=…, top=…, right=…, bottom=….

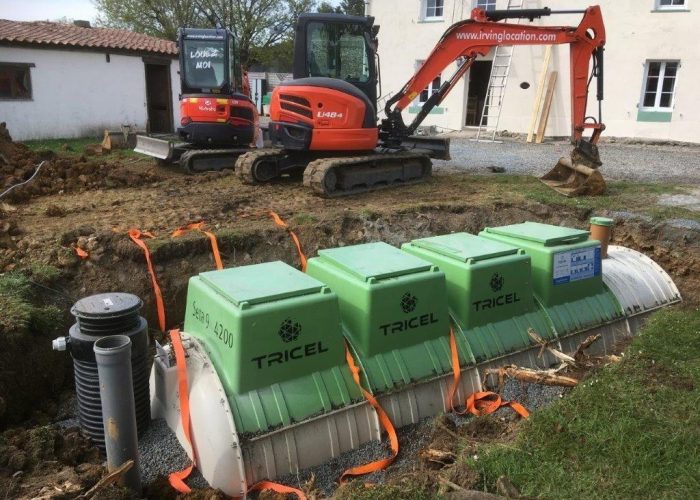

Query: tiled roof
left=0, top=19, right=177, bottom=56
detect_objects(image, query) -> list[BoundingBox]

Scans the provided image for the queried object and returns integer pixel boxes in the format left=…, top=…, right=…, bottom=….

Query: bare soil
left=0, top=424, right=131, bottom=499
left=0, top=128, right=162, bottom=204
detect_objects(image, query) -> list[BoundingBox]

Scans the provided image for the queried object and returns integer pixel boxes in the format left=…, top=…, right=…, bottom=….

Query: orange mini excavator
left=135, top=27, right=259, bottom=173
left=236, top=6, right=606, bottom=197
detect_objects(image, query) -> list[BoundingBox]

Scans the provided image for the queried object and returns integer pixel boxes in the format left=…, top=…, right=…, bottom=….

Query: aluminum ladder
left=474, top=0, right=525, bottom=142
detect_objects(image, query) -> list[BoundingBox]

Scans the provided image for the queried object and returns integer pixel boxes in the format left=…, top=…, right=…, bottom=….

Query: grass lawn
left=437, top=174, right=700, bottom=223
left=471, top=308, right=700, bottom=499
left=23, top=137, right=141, bottom=159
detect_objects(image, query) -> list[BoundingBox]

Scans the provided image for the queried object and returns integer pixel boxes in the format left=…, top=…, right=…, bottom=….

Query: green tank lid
left=590, top=216, right=614, bottom=226
left=482, top=222, right=589, bottom=246
left=199, top=261, right=324, bottom=306
left=316, top=241, right=432, bottom=281
left=410, top=232, right=518, bottom=262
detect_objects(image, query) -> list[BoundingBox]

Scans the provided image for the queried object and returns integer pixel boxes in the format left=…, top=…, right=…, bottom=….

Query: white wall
left=369, top=0, right=700, bottom=142
left=369, top=0, right=469, bottom=131
left=0, top=46, right=180, bottom=141
left=170, top=59, right=181, bottom=128
left=499, top=0, right=700, bottom=142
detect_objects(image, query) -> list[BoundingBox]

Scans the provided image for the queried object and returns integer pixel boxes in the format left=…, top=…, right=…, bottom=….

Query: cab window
left=306, top=21, right=370, bottom=83
left=183, top=39, right=225, bottom=90
left=229, top=36, right=243, bottom=91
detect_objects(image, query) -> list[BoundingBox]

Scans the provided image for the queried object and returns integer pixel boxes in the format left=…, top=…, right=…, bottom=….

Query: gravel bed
left=436, top=138, right=700, bottom=184
left=501, top=378, right=567, bottom=411
left=56, top=384, right=564, bottom=496
left=275, top=419, right=433, bottom=496
left=138, top=418, right=208, bottom=489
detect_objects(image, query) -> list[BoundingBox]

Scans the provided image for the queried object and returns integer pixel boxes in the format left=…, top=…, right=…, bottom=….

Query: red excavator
left=236, top=6, right=606, bottom=197
left=135, top=27, right=259, bottom=172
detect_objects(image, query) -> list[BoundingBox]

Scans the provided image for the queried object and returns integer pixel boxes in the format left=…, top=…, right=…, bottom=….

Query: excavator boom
left=379, top=5, right=607, bottom=196
left=382, top=6, right=605, bottom=148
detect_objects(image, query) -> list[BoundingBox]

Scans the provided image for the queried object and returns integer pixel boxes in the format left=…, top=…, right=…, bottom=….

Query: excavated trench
left=1, top=198, right=698, bottom=497
left=8, top=205, right=700, bottom=417
left=77, top=205, right=700, bottom=330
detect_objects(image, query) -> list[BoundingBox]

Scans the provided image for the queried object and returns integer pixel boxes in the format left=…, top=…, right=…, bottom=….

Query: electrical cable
left=0, top=161, right=46, bottom=200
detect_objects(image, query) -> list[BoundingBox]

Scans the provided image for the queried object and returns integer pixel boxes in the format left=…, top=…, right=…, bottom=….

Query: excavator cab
left=292, top=13, right=378, bottom=106
left=267, top=14, right=381, bottom=153
left=177, top=28, right=256, bottom=147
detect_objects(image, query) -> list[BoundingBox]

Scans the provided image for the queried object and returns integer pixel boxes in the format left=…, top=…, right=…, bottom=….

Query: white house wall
left=368, top=0, right=469, bottom=131
left=0, top=46, right=180, bottom=141
left=368, top=0, right=700, bottom=142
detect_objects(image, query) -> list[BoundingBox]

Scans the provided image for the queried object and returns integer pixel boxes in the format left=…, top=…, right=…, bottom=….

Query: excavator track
left=180, top=148, right=252, bottom=174
left=234, top=148, right=285, bottom=184
left=303, top=151, right=432, bottom=198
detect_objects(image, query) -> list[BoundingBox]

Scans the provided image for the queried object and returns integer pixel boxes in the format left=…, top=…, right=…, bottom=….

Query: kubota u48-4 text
left=236, top=6, right=606, bottom=197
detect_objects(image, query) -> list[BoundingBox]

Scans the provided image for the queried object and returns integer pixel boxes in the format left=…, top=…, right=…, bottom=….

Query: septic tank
left=151, top=223, right=681, bottom=496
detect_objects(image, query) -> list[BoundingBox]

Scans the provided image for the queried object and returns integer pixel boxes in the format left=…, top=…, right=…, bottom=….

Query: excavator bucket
left=540, top=141, right=606, bottom=197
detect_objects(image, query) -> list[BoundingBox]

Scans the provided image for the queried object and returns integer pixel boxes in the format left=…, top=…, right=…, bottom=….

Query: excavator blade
left=134, top=135, right=178, bottom=162
left=539, top=142, right=606, bottom=197
left=399, top=136, right=451, bottom=160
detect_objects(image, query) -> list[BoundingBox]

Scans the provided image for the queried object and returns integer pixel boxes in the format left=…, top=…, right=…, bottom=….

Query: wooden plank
left=535, top=71, right=558, bottom=144
left=526, top=45, right=552, bottom=143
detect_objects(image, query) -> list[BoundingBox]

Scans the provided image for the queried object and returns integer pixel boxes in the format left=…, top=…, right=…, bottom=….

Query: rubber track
left=302, top=152, right=432, bottom=198
left=234, top=148, right=284, bottom=184
left=180, top=148, right=251, bottom=174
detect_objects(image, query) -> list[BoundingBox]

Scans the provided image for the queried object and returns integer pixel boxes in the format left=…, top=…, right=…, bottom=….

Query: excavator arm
left=380, top=6, right=605, bottom=149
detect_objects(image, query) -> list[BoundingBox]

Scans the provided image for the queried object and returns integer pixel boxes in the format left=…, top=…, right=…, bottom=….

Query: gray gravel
left=275, top=419, right=433, bottom=496
left=436, top=137, right=700, bottom=184
left=501, top=378, right=567, bottom=411
left=58, top=387, right=563, bottom=495
left=274, top=379, right=566, bottom=496
left=138, top=418, right=209, bottom=488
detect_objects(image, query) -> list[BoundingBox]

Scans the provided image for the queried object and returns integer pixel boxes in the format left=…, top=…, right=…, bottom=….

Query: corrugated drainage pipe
left=52, top=293, right=150, bottom=450
left=94, top=335, right=142, bottom=493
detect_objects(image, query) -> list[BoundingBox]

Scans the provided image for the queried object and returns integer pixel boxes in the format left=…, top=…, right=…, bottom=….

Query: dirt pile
left=0, top=424, right=135, bottom=499
left=0, top=124, right=162, bottom=203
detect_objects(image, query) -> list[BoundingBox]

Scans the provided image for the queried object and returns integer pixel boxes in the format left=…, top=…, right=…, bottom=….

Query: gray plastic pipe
left=94, top=335, right=142, bottom=493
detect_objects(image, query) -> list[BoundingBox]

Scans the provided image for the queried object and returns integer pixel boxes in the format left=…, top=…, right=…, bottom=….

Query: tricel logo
left=278, top=317, right=302, bottom=343
left=379, top=291, right=438, bottom=336
left=490, top=273, right=504, bottom=292
left=473, top=272, right=520, bottom=312
left=250, top=317, right=328, bottom=369
left=400, top=292, right=417, bottom=313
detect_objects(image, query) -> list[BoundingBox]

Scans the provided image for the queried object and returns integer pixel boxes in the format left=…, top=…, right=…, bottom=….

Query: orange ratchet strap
left=172, top=221, right=223, bottom=270
left=269, top=211, right=307, bottom=272
left=447, top=329, right=529, bottom=419
left=74, top=246, right=89, bottom=259
left=341, top=343, right=399, bottom=481
left=168, top=330, right=307, bottom=499
left=248, top=481, right=307, bottom=499
left=128, top=229, right=166, bottom=332
left=168, top=329, right=195, bottom=493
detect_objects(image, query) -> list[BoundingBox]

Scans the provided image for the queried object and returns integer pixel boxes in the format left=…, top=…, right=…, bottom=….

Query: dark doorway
left=144, top=62, right=173, bottom=133
left=465, top=61, right=492, bottom=127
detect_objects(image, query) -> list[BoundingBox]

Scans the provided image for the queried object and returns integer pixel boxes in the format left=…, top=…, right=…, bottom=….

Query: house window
left=0, top=63, right=33, bottom=100
left=640, top=61, right=679, bottom=110
left=414, top=60, right=442, bottom=103
left=476, top=0, right=497, bottom=10
left=420, top=76, right=442, bottom=103
left=655, top=0, right=687, bottom=10
left=424, top=0, right=444, bottom=19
